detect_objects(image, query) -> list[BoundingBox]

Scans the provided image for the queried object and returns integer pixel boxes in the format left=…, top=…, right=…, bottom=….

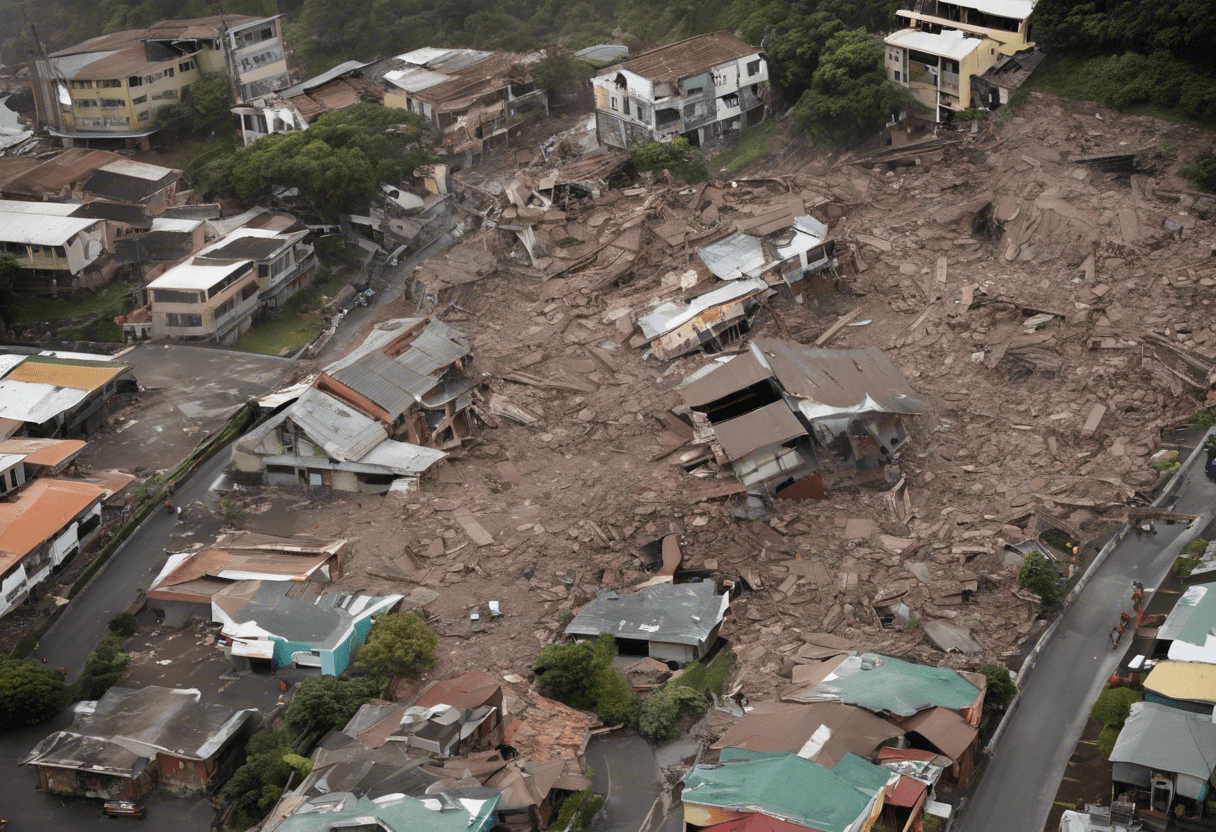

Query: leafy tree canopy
left=533, top=634, right=638, bottom=721
left=631, top=138, right=707, bottom=184
left=75, top=636, right=130, bottom=701
left=979, top=664, right=1017, bottom=707
left=152, top=74, right=236, bottom=140
left=356, top=611, right=439, bottom=682
left=283, top=676, right=380, bottom=734
left=0, top=659, right=66, bottom=729
left=1091, top=685, right=1142, bottom=729
left=637, top=685, right=706, bottom=743
left=1018, top=551, right=1064, bottom=608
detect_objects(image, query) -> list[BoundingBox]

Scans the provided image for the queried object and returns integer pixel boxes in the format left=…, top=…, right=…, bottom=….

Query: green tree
left=356, top=612, right=439, bottom=682
left=75, top=636, right=130, bottom=701
left=791, top=28, right=919, bottom=145
left=152, top=73, right=235, bottom=140
left=208, top=104, right=435, bottom=218
left=283, top=676, right=380, bottom=734
left=0, top=252, right=20, bottom=330
left=979, top=664, right=1016, bottom=707
left=219, top=728, right=296, bottom=829
left=766, top=11, right=846, bottom=104
left=637, top=685, right=706, bottom=743
left=1091, top=685, right=1142, bottom=729
left=1018, top=551, right=1064, bottom=607
left=0, top=659, right=66, bottom=728
left=631, top=138, right=708, bottom=184
left=533, top=640, right=601, bottom=711
left=531, top=46, right=592, bottom=95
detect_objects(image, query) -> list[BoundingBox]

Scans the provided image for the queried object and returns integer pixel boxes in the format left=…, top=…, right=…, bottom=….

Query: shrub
left=220, top=496, right=245, bottom=528
left=1091, top=685, right=1142, bottom=729
left=0, top=659, right=66, bottom=728
left=548, top=787, right=605, bottom=832
left=219, top=728, right=296, bottom=829
left=1183, top=152, right=1216, bottom=192
left=631, top=139, right=708, bottom=184
left=283, top=676, right=380, bottom=734
left=356, top=612, right=439, bottom=682
left=593, top=662, right=638, bottom=725
left=670, top=648, right=735, bottom=696
left=108, top=612, right=138, bottom=638
left=1175, top=557, right=1198, bottom=579
left=1183, top=538, right=1209, bottom=556
left=534, top=635, right=639, bottom=722
left=637, top=685, right=707, bottom=743
left=979, top=664, right=1017, bottom=707
left=1019, top=551, right=1064, bottom=607
left=74, top=636, right=130, bottom=701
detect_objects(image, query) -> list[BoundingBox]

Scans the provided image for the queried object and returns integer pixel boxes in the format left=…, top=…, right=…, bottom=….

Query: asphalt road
left=956, top=451, right=1216, bottom=832
left=34, top=444, right=234, bottom=680
left=585, top=731, right=663, bottom=832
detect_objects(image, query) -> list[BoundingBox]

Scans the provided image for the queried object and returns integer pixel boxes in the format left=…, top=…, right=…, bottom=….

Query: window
left=746, top=59, right=761, bottom=76
left=70, top=80, right=93, bottom=89
left=894, top=71, right=901, bottom=82
left=97, top=79, right=122, bottom=88
left=685, top=86, right=703, bottom=97
left=610, top=97, right=618, bottom=112
left=164, top=312, right=203, bottom=328
left=152, top=289, right=200, bottom=304
left=75, top=99, right=99, bottom=108
left=131, top=95, right=147, bottom=104
left=138, top=110, right=149, bottom=121
left=241, top=282, right=259, bottom=301
left=623, top=98, right=630, bottom=116
left=100, top=98, right=125, bottom=108
left=214, top=296, right=237, bottom=320
left=151, top=90, right=178, bottom=100
left=165, top=67, right=174, bottom=78
left=179, top=60, right=194, bottom=72
left=128, top=76, right=142, bottom=87
left=722, top=92, right=739, bottom=108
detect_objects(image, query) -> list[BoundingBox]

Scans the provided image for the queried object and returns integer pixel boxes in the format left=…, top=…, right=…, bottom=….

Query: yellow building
left=147, top=258, right=261, bottom=345
left=884, top=0, right=1036, bottom=122
left=31, top=15, right=288, bottom=149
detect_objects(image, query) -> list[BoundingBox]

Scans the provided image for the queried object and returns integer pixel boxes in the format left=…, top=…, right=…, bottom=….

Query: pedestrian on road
left=1110, top=626, right=1120, bottom=647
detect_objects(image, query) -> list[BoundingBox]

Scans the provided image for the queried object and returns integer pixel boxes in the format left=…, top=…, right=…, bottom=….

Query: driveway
left=956, top=445, right=1216, bottom=832
left=585, top=731, right=662, bottom=832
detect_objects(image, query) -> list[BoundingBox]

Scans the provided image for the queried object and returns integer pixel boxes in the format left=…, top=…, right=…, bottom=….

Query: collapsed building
left=234, top=317, right=477, bottom=492
left=676, top=338, right=929, bottom=499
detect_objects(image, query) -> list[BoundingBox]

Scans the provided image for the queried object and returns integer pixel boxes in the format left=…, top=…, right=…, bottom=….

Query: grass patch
left=712, top=120, right=779, bottom=179
left=671, top=646, right=734, bottom=696
left=10, top=279, right=135, bottom=343
left=233, top=268, right=347, bottom=356
left=1024, top=54, right=1216, bottom=127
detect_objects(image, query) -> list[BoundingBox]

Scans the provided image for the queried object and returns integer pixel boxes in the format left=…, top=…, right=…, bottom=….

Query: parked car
left=102, top=800, right=146, bottom=819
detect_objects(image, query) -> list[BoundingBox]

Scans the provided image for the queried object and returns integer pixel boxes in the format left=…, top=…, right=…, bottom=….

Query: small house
left=1109, top=701, right=1216, bottom=816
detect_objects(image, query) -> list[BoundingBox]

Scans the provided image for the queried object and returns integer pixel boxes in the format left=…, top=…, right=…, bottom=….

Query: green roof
left=1160, top=583, right=1216, bottom=648
left=787, top=654, right=980, bottom=717
left=684, top=750, right=887, bottom=832
left=275, top=792, right=499, bottom=832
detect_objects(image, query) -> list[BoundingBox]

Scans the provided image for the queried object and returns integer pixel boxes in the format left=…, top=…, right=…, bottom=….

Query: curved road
left=586, top=732, right=663, bottom=832
left=956, top=445, right=1216, bottom=832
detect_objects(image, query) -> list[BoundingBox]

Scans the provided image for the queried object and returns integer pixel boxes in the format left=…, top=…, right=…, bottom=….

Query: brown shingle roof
left=598, top=31, right=760, bottom=83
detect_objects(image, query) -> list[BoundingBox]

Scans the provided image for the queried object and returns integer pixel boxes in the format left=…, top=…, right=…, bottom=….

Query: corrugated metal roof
left=683, top=750, right=886, bottom=832
left=752, top=339, right=931, bottom=418
left=0, top=199, right=80, bottom=216
left=711, top=701, right=904, bottom=768
left=1110, top=701, right=1216, bottom=780
left=1161, top=583, right=1216, bottom=648
left=0, top=211, right=98, bottom=246
left=0, top=380, right=89, bottom=424
left=0, top=477, right=106, bottom=560
left=331, top=351, right=433, bottom=418
left=358, top=439, right=446, bottom=474
left=288, top=388, right=388, bottom=462
left=711, top=400, right=806, bottom=461
left=565, top=580, right=728, bottom=646
left=885, top=28, right=983, bottom=61
left=147, top=257, right=253, bottom=291
left=599, top=31, right=760, bottom=83
left=382, top=66, right=453, bottom=93
left=638, top=277, right=769, bottom=340
left=897, top=707, right=977, bottom=761
left=4, top=356, right=127, bottom=393
left=696, top=215, right=828, bottom=281
left=1143, top=661, right=1216, bottom=704
left=325, top=318, right=425, bottom=374
left=783, top=654, right=980, bottom=717
left=678, top=350, right=774, bottom=408
left=0, top=354, right=28, bottom=377
left=0, top=438, right=86, bottom=467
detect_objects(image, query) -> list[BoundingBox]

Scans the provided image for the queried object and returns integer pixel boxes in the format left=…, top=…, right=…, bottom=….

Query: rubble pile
left=288, top=91, right=1216, bottom=698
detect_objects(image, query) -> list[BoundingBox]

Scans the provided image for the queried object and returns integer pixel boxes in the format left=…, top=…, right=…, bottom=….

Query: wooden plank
left=1080, top=404, right=1107, bottom=439
left=453, top=507, right=495, bottom=547
left=815, top=307, right=863, bottom=346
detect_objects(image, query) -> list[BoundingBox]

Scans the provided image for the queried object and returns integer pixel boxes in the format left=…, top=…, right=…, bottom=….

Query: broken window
left=614, top=72, right=627, bottom=90
left=655, top=107, right=680, bottom=127
left=721, top=92, right=739, bottom=108
left=623, top=98, right=631, bottom=116
left=747, top=59, right=761, bottom=76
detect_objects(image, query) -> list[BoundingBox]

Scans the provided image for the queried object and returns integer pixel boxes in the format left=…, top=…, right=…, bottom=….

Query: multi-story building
left=30, top=15, right=289, bottom=149
left=146, top=257, right=260, bottom=345
left=884, top=0, right=1037, bottom=122
left=195, top=227, right=316, bottom=309
left=0, top=208, right=107, bottom=294
left=591, top=31, right=768, bottom=149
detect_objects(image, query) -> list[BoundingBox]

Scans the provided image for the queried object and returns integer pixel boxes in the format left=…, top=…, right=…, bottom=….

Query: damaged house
left=234, top=60, right=380, bottom=146
left=592, top=31, right=768, bottom=149
left=696, top=207, right=836, bottom=294
left=22, top=685, right=255, bottom=800
left=233, top=317, right=479, bottom=494
left=379, top=48, right=549, bottom=167
left=677, top=339, right=929, bottom=499
left=146, top=532, right=348, bottom=626
left=564, top=579, right=729, bottom=665
left=213, top=581, right=401, bottom=675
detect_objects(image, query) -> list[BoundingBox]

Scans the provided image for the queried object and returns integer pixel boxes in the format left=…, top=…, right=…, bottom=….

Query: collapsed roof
left=564, top=580, right=729, bottom=646
left=781, top=654, right=982, bottom=718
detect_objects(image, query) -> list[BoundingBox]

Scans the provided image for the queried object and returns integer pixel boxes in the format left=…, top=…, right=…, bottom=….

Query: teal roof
left=786, top=654, right=980, bottom=717
left=1160, top=583, right=1216, bottom=647
left=275, top=792, right=499, bottom=832
left=684, top=750, right=887, bottom=832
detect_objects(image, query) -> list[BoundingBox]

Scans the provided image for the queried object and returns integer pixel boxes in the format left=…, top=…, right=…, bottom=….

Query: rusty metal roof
left=415, top=669, right=503, bottom=711
left=711, top=399, right=806, bottom=460
left=4, top=356, right=129, bottom=393
left=678, top=350, right=775, bottom=409
left=0, top=477, right=106, bottom=563
left=712, top=701, right=904, bottom=768
left=597, top=31, right=760, bottom=83
left=895, top=706, right=977, bottom=762
left=0, top=438, right=86, bottom=468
